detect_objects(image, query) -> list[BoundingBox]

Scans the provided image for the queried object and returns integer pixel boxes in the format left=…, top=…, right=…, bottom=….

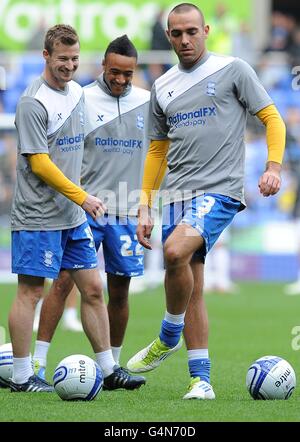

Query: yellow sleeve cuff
left=28, top=153, right=87, bottom=206
left=256, top=104, right=286, bottom=164
left=140, top=139, right=169, bottom=207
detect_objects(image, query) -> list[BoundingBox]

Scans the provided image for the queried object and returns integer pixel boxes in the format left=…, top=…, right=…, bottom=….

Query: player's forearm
left=140, top=139, right=169, bottom=207
left=256, top=104, right=286, bottom=164
left=28, top=153, right=87, bottom=206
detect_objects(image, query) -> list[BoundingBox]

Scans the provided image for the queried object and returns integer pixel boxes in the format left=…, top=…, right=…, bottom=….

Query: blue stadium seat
left=18, top=54, right=44, bottom=89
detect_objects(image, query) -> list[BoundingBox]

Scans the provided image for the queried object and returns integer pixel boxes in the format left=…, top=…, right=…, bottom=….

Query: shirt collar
left=96, top=73, right=132, bottom=98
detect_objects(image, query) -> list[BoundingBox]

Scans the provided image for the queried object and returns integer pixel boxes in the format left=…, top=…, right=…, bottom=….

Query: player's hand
left=258, top=162, right=282, bottom=197
left=136, top=205, right=154, bottom=250
left=82, top=194, right=107, bottom=220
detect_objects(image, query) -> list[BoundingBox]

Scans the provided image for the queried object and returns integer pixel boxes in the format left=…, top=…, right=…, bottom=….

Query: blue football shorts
left=11, top=220, right=98, bottom=279
left=87, top=213, right=144, bottom=277
left=162, top=193, right=242, bottom=262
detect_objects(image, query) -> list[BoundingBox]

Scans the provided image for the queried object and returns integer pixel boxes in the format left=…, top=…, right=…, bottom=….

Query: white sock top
left=187, top=349, right=209, bottom=360
left=95, top=350, right=115, bottom=377
left=12, top=356, right=34, bottom=384
left=164, top=311, right=185, bottom=325
left=33, top=340, right=50, bottom=367
left=111, top=346, right=122, bottom=366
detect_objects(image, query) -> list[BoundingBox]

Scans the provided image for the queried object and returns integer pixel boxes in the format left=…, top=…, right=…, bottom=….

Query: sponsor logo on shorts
left=44, top=250, right=54, bottom=267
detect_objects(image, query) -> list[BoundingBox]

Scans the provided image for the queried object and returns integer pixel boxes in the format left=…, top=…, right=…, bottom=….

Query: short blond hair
left=44, top=24, right=79, bottom=54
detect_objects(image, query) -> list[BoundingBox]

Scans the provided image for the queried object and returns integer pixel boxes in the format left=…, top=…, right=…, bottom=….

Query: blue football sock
left=188, top=358, right=211, bottom=383
left=159, top=320, right=184, bottom=348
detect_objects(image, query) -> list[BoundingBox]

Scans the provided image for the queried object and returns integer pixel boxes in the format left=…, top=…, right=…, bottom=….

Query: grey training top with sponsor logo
left=11, top=77, right=86, bottom=231
left=82, top=75, right=150, bottom=216
left=149, top=52, right=273, bottom=206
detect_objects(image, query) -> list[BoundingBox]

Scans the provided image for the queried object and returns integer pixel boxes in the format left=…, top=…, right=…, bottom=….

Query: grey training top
left=149, top=52, right=273, bottom=206
left=82, top=75, right=150, bottom=217
left=11, top=77, right=86, bottom=231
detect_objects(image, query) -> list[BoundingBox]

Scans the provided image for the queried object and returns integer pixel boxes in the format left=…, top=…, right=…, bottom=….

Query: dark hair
left=44, top=24, right=79, bottom=55
left=104, top=35, right=138, bottom=60
left=168, top=3, right=205, bottom=28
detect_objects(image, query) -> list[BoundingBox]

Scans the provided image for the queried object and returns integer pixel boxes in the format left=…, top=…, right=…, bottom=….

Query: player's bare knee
left=52, top=272, right=74, bottom=296
left=164, top=245, right=186, bottom=267
left=17, top=285, right=43, bottom=307
left=108, top=294, right=128, bottom=308
left=80, top=283, right=104, bottom=304
left=52, top=279, right=74, bottom=299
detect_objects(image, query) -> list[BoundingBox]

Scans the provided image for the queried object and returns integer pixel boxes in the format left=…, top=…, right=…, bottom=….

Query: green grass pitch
left=0, top=282, right=299, bottom=422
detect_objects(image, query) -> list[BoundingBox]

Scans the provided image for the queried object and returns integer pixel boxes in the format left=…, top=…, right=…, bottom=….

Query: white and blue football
left=246, top=355, right=296, bottom=400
